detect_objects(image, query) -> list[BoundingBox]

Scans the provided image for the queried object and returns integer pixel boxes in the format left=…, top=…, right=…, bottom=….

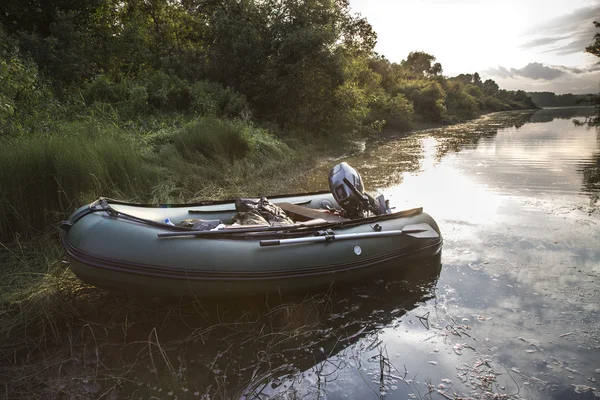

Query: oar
left=259, top=223, right=439, bottom=247
left=157, top=218, right=329, bottom=238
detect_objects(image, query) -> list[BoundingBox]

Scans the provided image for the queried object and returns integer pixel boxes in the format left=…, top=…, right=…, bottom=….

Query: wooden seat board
left=278, top=202, right=350, bottom=223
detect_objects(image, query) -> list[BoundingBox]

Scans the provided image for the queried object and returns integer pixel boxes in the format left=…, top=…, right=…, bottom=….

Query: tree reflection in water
left=579, top=136, right=600, bottom=204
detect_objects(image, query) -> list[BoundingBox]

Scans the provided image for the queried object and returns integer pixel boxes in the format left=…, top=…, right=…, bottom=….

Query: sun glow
left=349, top=0, right=592, bottom=75
left=383, top=138, right=504, bottom=225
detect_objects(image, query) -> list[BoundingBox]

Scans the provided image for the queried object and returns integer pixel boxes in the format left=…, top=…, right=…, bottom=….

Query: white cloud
left=520, top=3, right=600, bottom=56
left=482, top=62, right=600, bottom=94
left=485, top=62, right=598, bottom=81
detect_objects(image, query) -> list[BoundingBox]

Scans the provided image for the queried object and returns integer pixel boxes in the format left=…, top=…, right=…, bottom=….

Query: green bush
left=80, top=75, right=149, bottom=118
left=189, top=80, right=250, bottom=119
left=142, top=71, right=191, bottom=112
left=483, top=96, right=504, bottom=111
left=446, top=88, right=479, bottom=120
left=366, top=91, right=414, bottom=132
left=0, top=30, right=56, bottom=136
left=82, top=75, right=128, bottom=104
left=157, top=121, right=302, bottom=201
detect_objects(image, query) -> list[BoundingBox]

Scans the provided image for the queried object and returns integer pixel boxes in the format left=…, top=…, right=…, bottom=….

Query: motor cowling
left=328, top=162, right=368, bottom=217
left=328, top=162, right=391, bottom=218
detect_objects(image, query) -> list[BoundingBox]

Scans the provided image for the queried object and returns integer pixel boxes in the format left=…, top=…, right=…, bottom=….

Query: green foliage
left=0, top=29, right=56, bottom=135
left=586, top=21, right=600, bottom=58
left=142, top=71, right=190, bottom=112
left=82, top=75, right=130, bottom=105
left=203, top=0, right=376, bottom=135
left=387, top=94, right=415, bottom=128
left=483, top=79, right=499, bottom=96
left=465, top=84, right=483, bottom=98
left=527, top=91, right=593, bottom=107
left=367, top=90, right=414, bottom=131
left=482, top=96, right=504, bottom=111
left=80, top=75, right=150, bottom=118
left=445, top=81, right=480, bottom=121
left=79, top=74, right=251, bottom=120
left=1, top=0, right=536, bottom=139
left=400, top=80, right=447, bottom=122
left=370, top=53, right=536, bottom=125
left=189, top=80, right=250, bottom=119
left=402, top=51, right=442, bottom=76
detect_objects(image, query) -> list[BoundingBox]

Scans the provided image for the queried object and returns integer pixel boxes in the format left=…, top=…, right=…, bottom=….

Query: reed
left=0, top=124, right=155, bottom=239
left=0, top=116, right=316, bottom=241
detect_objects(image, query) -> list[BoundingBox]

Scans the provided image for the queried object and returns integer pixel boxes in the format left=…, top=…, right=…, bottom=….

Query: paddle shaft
left=260, top=223, right=438, bottom=246
left=158, top=219, right=329, bottom=237
left=261, top=229, right=404, bottom=247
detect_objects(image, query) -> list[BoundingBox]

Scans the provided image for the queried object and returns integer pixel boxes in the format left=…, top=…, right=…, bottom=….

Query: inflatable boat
left=59, top=164, right=442, bottom=296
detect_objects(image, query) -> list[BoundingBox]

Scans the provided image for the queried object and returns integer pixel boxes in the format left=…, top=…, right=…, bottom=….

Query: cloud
left=482, top=62, right=600, bottom=94
left=520, top=4, right=600, bottom=56
left=486, top=62, right=568, bottom=80
left=516, top=62, right=564, bottom=80
left=520, top=36, right=570, bottom=49
left=485, top=62, right=600, bottom=81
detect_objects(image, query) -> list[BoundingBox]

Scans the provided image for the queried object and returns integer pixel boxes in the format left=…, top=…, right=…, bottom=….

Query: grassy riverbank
left=0, top=116, right=319, bottom=239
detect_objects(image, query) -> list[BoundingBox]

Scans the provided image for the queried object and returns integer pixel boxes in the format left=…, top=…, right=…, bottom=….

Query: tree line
left=528, top=92, right=597, bottom=108
left=0, top=0, right=536, bottom=138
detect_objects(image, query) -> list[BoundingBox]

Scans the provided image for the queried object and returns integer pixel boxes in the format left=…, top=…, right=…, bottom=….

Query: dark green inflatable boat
left=60, top=163, right=442, bottom=296
left=59, top=190, right=442, bottom=296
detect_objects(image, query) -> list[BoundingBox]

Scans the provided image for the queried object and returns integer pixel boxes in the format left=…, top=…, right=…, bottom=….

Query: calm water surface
left=104, top=108, right=599, bottom=400
left=285, top=107, right=600, bottom=400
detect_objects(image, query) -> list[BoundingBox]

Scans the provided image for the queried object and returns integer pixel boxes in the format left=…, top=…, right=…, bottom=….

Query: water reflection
left=294, top=107, right=600, bottom=399
left=85, top=255, right=441, bottom=398
left=579, top=138, right=600, bottom=203
left=530, top=106, right=596, bottom=123
left=302, top=111, right=539, bottom=191
left=302, top=108, right=600, bottom=205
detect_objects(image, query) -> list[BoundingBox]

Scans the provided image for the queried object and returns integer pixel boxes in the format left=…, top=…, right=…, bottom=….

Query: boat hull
left=60, top=192, right=443, bottom=297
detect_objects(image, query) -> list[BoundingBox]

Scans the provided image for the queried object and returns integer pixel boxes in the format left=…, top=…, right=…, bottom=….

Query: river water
left=284, top=107, right=600, bottom=400
left=94, top=108, right=599, bottom=400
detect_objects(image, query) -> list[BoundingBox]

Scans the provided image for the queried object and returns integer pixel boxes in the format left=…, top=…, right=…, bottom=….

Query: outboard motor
left=328, top=162, right=390, bottom=218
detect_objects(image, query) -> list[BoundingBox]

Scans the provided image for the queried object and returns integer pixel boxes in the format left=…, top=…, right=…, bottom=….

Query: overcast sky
left=349, top=0, right=600, bottom=94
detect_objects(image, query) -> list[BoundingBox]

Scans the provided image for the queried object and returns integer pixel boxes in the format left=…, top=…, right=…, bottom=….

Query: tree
left=0, top=28, right=54, bottom=134
left=482, top=79, right=499, bottom=96
left=453, top=74, right=473, bottom=85
left=205, top=0, right=378, bottom=134
left=402, top=51, right=442, bottom=76
left=586, top=21, right=600, bottom=57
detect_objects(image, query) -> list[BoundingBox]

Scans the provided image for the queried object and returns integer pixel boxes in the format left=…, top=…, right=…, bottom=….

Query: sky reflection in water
left=281, top=108, right=600, bottom=400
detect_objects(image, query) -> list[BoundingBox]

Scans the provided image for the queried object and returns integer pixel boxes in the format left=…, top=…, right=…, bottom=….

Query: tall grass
left=0, top=117, right=314, bottom=241
left=159, top=117, right=311, bottom=201
left=173, top=117, right=251, bottom=161
left=0, top=122, right=155, bottom=239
